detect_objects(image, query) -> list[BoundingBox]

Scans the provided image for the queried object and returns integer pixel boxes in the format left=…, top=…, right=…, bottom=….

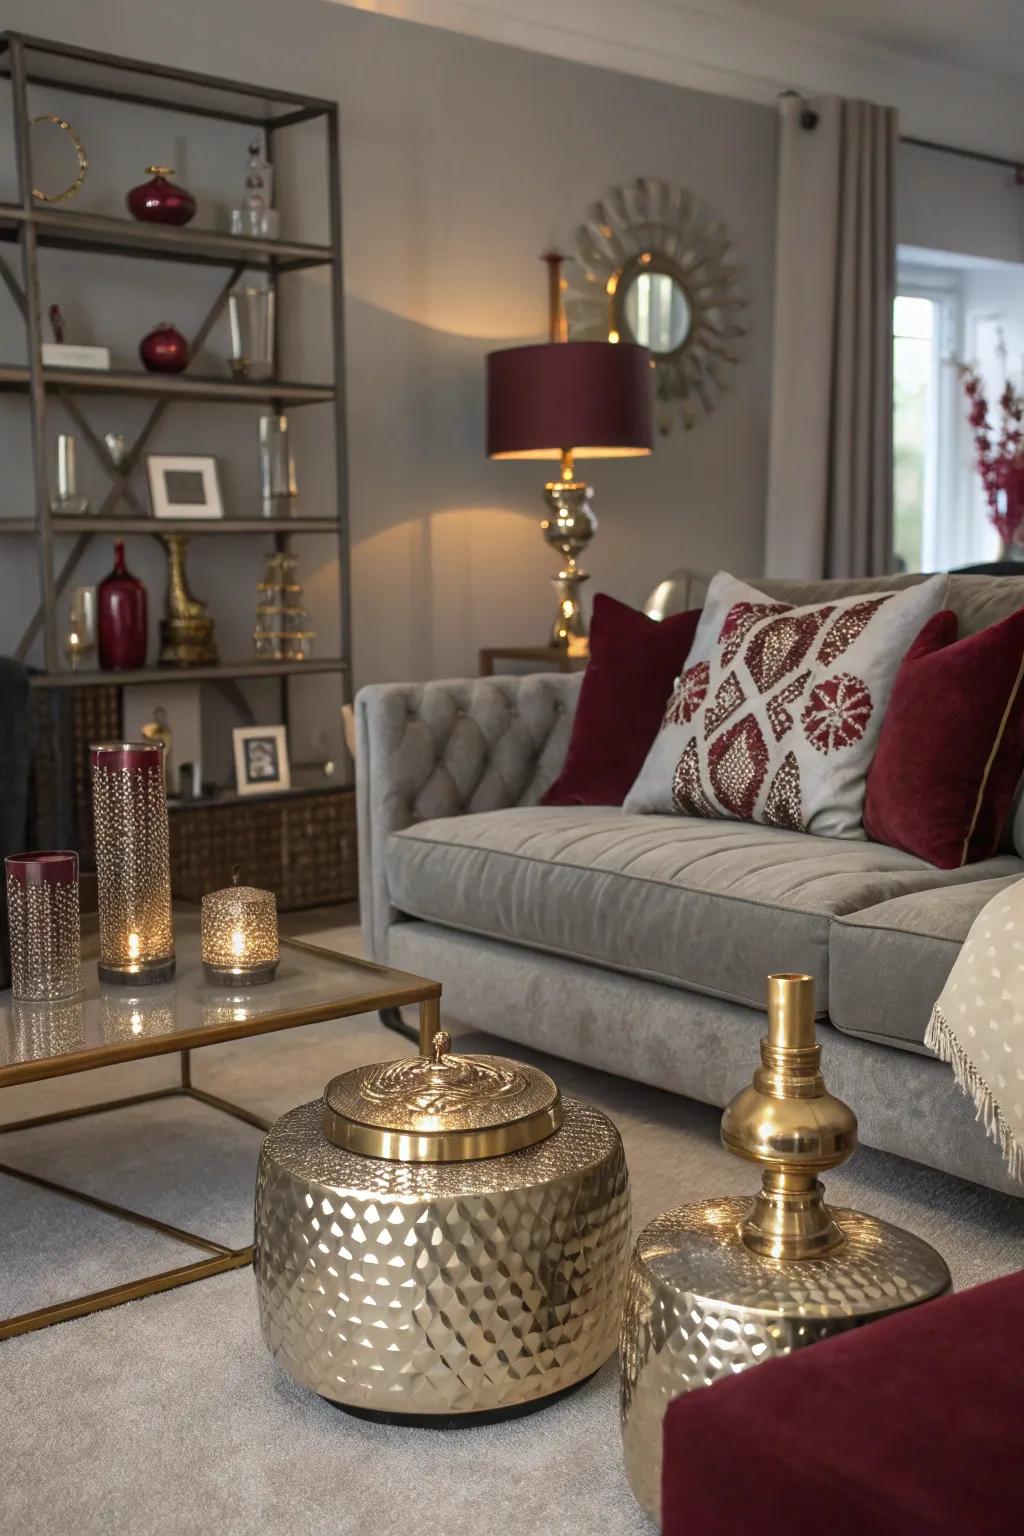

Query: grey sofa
left=356, top=572, right=1024, bottom=1198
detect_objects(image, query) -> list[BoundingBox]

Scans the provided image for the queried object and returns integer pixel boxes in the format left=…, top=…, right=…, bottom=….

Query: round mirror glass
left=622, top=270, right=690, bottom=355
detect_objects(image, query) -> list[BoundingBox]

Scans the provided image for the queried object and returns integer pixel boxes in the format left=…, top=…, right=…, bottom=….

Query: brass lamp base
left=619, top=973, right=951, bottom=1525
left=541, top=478, right=596, bottom=648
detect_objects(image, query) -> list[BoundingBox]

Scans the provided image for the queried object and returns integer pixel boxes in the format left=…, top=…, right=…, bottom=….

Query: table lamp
left=486, top=254, right=653, bottom=648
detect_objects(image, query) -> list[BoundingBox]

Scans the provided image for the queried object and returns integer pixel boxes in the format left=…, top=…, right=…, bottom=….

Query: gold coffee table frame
left=0, top=912, right=441, bottom=1341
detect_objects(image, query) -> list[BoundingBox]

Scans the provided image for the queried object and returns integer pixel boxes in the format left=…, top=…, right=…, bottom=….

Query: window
left=892, top=295, right=938, bottom=573
left=893, top=253, right=1018, bottom=573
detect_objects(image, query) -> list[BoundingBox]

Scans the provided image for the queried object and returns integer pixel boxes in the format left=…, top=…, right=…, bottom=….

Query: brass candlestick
left=620, top=973, right=951, bottom=1525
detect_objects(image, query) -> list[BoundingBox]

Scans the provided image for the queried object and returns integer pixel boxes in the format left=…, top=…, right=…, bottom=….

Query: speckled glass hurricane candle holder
left=91, top=742, right=175, bottom=986
left=5, top=851, right=82, bottom=1001
left=201, top=883, right=279, bottom=986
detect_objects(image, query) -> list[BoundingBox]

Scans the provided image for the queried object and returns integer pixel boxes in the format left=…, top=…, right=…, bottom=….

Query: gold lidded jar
left=255, top=1030, right=631, bottom=1423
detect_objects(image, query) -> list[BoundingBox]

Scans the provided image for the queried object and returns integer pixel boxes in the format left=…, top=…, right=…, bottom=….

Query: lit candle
left=127, top=933, right=141, bottom=961
left=201, top=870, right=279, bottom=987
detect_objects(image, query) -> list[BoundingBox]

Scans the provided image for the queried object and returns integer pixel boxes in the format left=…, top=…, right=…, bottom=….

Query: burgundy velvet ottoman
left=661, top=1268, right=1024, bottom=1535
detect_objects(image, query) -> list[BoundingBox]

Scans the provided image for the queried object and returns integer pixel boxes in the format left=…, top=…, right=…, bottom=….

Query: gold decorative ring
left=30, top=115, right=89, bottom=204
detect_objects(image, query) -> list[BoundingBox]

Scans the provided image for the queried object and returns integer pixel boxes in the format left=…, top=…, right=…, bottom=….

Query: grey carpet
left=2, top=926, right=1023, bottom=1535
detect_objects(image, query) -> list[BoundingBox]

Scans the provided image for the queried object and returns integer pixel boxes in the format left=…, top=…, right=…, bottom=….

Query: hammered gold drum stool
left=255, top=1030, right=631, bottom=1424
left=620, top=974, right=951, bottom=1523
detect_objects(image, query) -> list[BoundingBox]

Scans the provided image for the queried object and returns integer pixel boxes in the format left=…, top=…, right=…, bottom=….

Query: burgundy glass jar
left=98, top=541, right=147, bottom=671
left=126, top=166, right=196, bottom=226
left=140, top=322, right=189, bottom=374
left=5, top=851, right=82, bottom=1001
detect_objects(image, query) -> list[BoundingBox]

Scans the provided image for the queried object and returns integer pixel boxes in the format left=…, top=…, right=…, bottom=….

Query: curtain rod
left=901, top=135, right=1023, bottom=177
left=781, top=94, right=1023, bottom=177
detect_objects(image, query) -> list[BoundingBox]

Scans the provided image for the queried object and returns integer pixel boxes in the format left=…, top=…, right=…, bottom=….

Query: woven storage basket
left=169, top=786, right=356, bottom=911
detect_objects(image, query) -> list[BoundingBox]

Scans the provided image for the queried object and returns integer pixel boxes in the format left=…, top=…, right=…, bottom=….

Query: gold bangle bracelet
left=30, top=114, right=89, bottom=204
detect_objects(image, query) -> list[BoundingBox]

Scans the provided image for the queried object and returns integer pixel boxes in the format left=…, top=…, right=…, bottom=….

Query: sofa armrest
left=356, top=673, right=581, bottom=960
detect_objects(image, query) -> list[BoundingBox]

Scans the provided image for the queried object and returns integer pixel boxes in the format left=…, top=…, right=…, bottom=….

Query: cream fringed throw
left=925, top=881, right=1024, bottom=1182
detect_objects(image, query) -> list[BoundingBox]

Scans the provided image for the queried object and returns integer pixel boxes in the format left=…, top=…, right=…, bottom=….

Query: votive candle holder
left=202, top=881, right=279, bottom=986
left=5, top=851, right=82, bottom=1001
left=91, top=741, right=175, bottom=986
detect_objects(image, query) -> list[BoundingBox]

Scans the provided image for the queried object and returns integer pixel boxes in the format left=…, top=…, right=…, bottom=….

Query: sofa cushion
left=541, top=594, right=700, bottom=808
left=384, top=806, right=1020, bottom=1012
left=829, top=873, right=1022, bottom=1051
left=624, top=570, right=946, bottom=837
left=864, top=607, right=1024, bottom=868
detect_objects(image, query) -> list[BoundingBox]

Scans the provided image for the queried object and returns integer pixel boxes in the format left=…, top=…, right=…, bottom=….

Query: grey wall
left=0, top=0, right=777, bottom=776
left=898, top=142, right=1024, bottom=266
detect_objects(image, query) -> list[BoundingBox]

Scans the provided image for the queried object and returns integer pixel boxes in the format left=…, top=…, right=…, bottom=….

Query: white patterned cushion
left=624, top=571, right=946, bottom=839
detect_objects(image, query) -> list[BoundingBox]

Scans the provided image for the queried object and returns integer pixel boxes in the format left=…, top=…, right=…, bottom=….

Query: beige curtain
left=764, top=95, right=897, bottom=578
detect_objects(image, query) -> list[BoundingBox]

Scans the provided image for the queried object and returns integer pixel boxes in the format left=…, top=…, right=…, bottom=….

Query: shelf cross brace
left=59, top=394, right=150, bottom=519
left=0, top=251, right=26, bottom=317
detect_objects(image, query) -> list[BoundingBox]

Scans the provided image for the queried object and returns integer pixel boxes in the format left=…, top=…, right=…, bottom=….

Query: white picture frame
left=232, top=725, right=291, bottom=796
left=147, top=454, right=224, bottom=520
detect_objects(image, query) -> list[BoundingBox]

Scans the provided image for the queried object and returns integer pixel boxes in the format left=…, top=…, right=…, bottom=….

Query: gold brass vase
left=255, top=1028, right=631, bottom=1423
left=620, top=973, right=951, bottom=1524
left=158, top=534, right=218, bottom=667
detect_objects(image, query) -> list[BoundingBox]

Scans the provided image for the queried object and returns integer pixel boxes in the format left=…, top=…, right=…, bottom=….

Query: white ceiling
left=735, top=0, right=1024, bottom=87
left=329, top=0, right=1024, bottom=157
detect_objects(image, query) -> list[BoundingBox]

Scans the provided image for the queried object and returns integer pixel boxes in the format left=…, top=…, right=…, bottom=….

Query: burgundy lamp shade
left=486, top=341, right=653, bottom=460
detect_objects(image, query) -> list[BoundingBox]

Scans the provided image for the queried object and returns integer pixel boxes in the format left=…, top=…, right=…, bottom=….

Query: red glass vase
left=98, top=541, right=147, bottom=671
left=126, top=166, right=196, bottom=226
left=140, top=322, right=189, bottom=374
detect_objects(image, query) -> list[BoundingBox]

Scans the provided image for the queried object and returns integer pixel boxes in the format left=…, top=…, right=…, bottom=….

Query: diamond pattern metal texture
left=256, top=1095, right=630, bottom=1417
left=620, top=1196, right=951, bottom=1522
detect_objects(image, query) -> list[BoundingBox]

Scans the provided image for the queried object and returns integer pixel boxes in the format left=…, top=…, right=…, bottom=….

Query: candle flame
left=127, top=933, right=141, bottom=960
left=231, top=928, right=246, bottom=958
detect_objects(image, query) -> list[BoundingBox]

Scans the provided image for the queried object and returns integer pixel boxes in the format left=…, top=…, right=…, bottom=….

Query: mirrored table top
left=0, top=912, right=439, bottom=1087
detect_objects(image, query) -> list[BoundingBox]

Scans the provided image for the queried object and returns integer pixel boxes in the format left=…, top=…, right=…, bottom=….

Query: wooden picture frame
left=232, top=725, right=291, bottom=796
left=147, top=454, right=224, bottom=520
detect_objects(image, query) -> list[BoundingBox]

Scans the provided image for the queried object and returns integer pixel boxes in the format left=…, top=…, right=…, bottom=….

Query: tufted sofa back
left=356, top=674, right=582, bottom=956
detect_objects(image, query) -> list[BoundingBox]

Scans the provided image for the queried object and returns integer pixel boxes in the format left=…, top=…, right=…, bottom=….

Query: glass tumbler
left=228, top=284, right=275, bottom=380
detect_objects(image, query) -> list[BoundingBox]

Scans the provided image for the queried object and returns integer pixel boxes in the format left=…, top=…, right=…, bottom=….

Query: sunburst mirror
left=564, top=178, right=749, bottom=432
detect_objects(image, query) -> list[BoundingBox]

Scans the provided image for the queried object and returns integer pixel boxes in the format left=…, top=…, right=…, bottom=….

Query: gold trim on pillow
left=960, top=646, right=1024, bottom=866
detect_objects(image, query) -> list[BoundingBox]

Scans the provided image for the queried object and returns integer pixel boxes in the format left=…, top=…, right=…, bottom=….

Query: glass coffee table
left=0, top=910, right=441, bottom=1341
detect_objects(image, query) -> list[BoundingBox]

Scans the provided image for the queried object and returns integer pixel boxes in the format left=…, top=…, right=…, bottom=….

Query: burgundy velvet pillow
left=864, top=605, right=1024, bottom=867
left=541, top=594, right=701, bottom=807
left=661, top=1268, right=1024, bottom=1536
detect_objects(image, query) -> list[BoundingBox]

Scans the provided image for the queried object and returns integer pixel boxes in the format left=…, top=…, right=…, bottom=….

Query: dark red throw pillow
left=542, top=594, right=701, bottom=807
left=864, top=606, right=1024, bottom=867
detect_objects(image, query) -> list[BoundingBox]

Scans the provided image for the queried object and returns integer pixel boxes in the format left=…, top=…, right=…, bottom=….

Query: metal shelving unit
left=0, top=31, right=351, bottom=710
